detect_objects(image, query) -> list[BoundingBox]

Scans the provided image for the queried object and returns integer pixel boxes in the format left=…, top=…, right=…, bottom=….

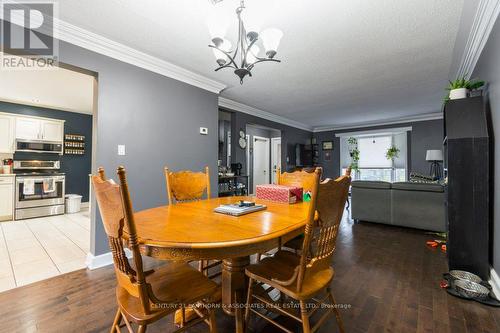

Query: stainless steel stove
left=13, top=160, right=66, bottom=220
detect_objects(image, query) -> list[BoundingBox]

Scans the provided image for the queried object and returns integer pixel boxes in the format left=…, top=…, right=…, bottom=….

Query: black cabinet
left=444, top=96, right=492, bottom=279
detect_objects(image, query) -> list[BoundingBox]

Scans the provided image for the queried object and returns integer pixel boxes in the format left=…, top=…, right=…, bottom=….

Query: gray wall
left=473, top=15, right=500, bottom=274
left=224, top=109, right=313, bottom=176
left=56, top=41, right=219, bottom=256
left=0, top=101, right=93, bottom=202
left=313, top=119, right=444, bottom=179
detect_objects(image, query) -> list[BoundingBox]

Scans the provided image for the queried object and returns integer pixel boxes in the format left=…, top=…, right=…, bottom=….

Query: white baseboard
left=80, top=202, right=89, bottom=209
left=85, top=248, right=132, bottom=270
left=490, top=267, right=500, bottom=298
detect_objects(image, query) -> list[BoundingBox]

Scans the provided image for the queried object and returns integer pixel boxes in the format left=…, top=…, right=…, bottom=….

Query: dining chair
left=258, top=167, right=323, bottom=261
left=245, top=168, right=351, bottom=333
left=164, top=166, right=222, bottom=279
left=93, top=166, right=218, bottom=333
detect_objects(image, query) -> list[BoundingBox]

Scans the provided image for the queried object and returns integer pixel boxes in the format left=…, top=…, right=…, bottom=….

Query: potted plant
left=347, top=137, right=360, bottom=172
left=385, top=145, right=400, bottom=161
left=446, top=76, right=485, bottom=100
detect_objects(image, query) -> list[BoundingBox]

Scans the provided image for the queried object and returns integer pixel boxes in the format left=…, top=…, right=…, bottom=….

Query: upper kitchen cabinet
left=15, top=116, right=64, bottom=142
left=0, top=114, right=15, bottom=153
left=15, top=117, right=40, bottom=140
left=41, top=120, right=64, bottom=142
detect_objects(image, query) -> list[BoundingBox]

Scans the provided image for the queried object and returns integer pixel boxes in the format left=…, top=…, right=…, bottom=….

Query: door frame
left=252, top=135, right=270, bottom=194
left=271, top=137, right=281, bottom=184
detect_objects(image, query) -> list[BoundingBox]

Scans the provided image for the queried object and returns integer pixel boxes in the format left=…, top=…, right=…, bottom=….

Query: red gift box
left=255, top=184, right=303, bottom=204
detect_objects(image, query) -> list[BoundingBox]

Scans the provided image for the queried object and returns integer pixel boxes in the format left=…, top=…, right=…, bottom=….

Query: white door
left=0, top=115, right=14, bottom=153
left=253, top=136, right=270, bottom=194
left=15, top=117, right=41, bottom=140
left=41, top=120, right=63, bottom=142
left=271, top=137, right=281, bottom=184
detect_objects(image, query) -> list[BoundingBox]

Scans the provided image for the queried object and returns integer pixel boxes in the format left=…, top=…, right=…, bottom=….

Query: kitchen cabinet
left=15, top=116, right=64, bottom=142
left=41, top=120, right=64, bottom=142
left=0, top=114, right=15, bottom=153
left=0, top=176, right=14, bottom=222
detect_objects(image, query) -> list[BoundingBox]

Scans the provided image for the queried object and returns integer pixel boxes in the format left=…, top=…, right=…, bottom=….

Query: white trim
left=219, top=97, right=313, bottom=131
left=457, top=0, right=500, bottom=78
left=80, top=202, right=89, bottom=209
left=56, top=20, right=226, bottom=94
left=85, top=248, right=132, bottom=270
left=252, top=135, right=270, bottom=194
left=271, top=137, right=281, bottom=184
left=490, top=267, right=500, bottom=298
left=315, top=113, right=442, bottom=132
left=335, top=126, right=412, bottom=138
left=2, top=11, right=226, bottom=94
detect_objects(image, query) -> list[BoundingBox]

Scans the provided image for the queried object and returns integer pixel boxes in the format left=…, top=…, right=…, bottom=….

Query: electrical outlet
left=118, top=145, right=126, bottom=156
left=200, top=127, right=208, bottom=135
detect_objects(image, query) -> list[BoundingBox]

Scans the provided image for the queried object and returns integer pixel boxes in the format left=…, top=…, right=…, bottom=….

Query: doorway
left=253, top=136, right=270, bottom=194
left=271, top=137, right=281, bottom=184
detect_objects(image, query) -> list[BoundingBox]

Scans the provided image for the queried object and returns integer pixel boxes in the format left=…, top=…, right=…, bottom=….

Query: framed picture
left=324, top=151, right=332, bottom=161
left=322, top=141, right=333, bottom=150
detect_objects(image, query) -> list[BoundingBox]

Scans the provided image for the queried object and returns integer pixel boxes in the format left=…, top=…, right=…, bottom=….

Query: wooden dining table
left=127, top=195, right=310, bottom=333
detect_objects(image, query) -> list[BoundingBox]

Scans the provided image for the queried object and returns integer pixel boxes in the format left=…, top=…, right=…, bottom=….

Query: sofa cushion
left=351, top=181, right=392, bottom=189
left=392, top=182, right=444, bottom=193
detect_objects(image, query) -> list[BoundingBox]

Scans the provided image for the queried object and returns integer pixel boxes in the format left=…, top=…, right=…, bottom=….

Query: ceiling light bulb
left=260, top=28, right=283, bottom=58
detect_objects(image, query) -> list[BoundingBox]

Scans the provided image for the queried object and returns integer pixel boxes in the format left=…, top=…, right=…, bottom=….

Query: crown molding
left=313, top=112, right=443, bottom=132
left=56, top=20, right=227, bottom=94
left=456, top=0, right=500, bottom=78
left=218, top=97, right=313, bottom=131
left=2, top=9, right=226, bottom=94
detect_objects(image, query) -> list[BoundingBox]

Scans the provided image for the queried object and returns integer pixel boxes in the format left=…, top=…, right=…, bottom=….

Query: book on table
left=214, top=202, right=267, bottom=216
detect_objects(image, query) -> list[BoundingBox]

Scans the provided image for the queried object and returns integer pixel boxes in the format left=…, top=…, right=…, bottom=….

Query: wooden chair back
left=296, top=168, right=351, bottom=292
left=164, top=166, right=210, bottom=204
left=276, top=167, right=323, bottom=195
left=92, top=167, right=152, bottom=315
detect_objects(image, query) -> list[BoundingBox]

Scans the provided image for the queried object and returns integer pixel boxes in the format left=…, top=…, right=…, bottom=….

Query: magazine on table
left=214, top=201, right=267, bottom=216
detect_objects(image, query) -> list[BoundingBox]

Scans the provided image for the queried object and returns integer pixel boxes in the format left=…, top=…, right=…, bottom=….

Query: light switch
left=200, top=127, right=208, bottom=135
left=118, top=145, right=126, bottom=156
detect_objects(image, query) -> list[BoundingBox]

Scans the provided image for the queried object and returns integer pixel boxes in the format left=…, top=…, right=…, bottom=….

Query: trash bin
left=65, top=194, right=83, bottom=214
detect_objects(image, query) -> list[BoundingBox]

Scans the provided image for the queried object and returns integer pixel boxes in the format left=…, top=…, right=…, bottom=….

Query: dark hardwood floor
left=1, top=211, right=499, bottom=332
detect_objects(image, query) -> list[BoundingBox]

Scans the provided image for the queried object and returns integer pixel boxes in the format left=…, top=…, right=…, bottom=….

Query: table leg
left=222, top=256, right=250, bottom=333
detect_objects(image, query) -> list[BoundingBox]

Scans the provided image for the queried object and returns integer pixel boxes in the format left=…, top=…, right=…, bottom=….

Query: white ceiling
left=0, top=56, right=95, bottom=114
left=53, top=0, right=464, bottom=128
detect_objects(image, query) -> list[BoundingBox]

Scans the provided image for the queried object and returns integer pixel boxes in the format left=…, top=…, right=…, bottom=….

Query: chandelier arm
left=208, top=45, right=239, bottom=69
left=247, top=58, right=281, bottom=71
left=215, top=64, right=237, bottom=72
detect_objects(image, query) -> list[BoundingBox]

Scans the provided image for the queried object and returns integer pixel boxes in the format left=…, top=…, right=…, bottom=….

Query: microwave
left=15, top=140, right=63, bottom=154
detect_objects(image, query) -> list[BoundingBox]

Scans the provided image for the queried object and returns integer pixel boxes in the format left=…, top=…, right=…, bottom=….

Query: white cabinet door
left=16, top=117, right=41, bottom=140
left=0, top=182, right=14, bottom=221
left=0, top=115, right=14, bottom=153
left=41, top=120, right=63, bottom=142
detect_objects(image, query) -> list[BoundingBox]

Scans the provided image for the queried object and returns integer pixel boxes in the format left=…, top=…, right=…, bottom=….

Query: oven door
left=15, top=176, right=65, bottom=208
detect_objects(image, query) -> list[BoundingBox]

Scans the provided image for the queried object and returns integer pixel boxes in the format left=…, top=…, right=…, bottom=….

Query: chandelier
left=208, top=0, right=283, bottom=84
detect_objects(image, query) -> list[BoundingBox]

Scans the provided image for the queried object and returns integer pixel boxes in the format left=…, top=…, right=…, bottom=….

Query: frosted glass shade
left=426, top=149, right=443, bottom=161
left=261, top=28, right=283, bottom=53
left=212, top=39, right=232, bottom=61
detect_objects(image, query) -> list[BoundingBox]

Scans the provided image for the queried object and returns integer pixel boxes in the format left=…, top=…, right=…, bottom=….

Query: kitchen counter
left=0, top=174, right=14, bottom=177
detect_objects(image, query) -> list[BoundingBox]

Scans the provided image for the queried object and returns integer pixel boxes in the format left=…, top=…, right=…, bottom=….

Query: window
left=339, top=128, right=409, bottom=182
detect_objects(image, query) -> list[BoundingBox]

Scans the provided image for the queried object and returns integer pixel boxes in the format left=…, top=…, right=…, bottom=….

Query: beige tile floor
left=0, top=210, right=90, bottom=292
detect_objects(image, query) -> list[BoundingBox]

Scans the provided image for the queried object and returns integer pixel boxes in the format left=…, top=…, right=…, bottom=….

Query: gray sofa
left=351, top=181, right=446, bottom=232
